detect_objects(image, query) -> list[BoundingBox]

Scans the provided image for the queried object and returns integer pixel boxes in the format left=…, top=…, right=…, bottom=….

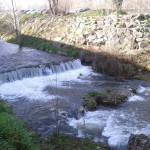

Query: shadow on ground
left=7, top=34, right=150, bottom=80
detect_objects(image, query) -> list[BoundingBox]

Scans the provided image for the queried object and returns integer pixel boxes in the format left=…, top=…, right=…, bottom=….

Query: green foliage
left=0, top=100, right=39, bottom=150
left=0, top=101, right=11, bottom=113
left=45, top=136, right=110, bottom=150
left=88, top=91, right=99, bottom=97
left=68, top=10, right=107, bottom=17
left=20, top=14, right=48, bottom=24
left=143, top=39, right=150, bottom=43
left=8, top=35, right=79, bottom=58
left=117, top=9, right=127, bottom=15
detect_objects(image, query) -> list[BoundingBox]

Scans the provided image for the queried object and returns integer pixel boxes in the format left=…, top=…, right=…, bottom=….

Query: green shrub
left=117, top=10, right=127, bottom=15
left=88, top=91, right=99, bottom=97
left=0, top=101, right=10, bottom=113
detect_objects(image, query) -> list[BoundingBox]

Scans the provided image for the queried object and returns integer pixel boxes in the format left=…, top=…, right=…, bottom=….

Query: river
left=0, top=42, right=150, bottom=150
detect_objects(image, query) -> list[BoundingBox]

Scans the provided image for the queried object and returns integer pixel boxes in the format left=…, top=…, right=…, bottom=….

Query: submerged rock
left=127, top=134, right=150, bottom=150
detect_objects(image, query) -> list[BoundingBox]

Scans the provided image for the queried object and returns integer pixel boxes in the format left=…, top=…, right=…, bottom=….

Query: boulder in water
left=83, top=95, right=97, bottom=111
left=83, top=90, right=127, bottom=111
left=95, top=91, right=127, bottom=107
left=127, top=134, right=150, bottom=150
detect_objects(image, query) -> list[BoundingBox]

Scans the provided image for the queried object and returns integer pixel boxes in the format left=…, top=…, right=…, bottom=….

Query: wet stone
left=127, top=134, right=150, bottom=150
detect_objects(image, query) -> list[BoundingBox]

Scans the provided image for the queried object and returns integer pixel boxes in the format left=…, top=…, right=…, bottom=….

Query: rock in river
left=127, top=134, right=150, bottom=150
left=83, top=91, right=127, bottom=111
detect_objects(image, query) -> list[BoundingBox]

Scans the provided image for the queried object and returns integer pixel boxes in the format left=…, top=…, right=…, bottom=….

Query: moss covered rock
left=83, top=90, right=127, bottom=111
left=82, top=95, right=97, bottom=111
left=95, top=91, right=127, bottom=107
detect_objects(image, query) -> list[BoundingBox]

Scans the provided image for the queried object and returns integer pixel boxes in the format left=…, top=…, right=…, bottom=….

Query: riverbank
left=0, top=99, right=110, bottom=150
left=1, top=11, right=149, bottom=81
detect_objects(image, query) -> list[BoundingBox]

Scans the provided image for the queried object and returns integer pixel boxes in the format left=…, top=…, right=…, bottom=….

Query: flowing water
left=0, top=59, right=150, bottom=150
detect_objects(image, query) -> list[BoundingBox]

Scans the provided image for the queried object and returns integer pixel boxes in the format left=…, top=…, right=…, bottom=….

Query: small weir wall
left=0, top=42, right=82, bottom=84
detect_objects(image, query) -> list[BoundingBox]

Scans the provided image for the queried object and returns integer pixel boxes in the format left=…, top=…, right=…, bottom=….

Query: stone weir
left=0, top=42, right=82, bottom=84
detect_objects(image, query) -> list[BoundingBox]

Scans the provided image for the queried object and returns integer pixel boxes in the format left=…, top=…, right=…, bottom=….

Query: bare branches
left=10, top=0, right=21, bottom=45
left=113, top=0, right=124, bottom=10
left=47, top=0, right=59, bottom=19
left=0, top=0, right=22, bottom=47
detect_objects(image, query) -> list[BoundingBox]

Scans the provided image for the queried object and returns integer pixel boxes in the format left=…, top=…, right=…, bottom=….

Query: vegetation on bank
left=71, top=9, right=127, bottom=17
left=20, top=9, right=127, bottom=20
left=8, top=35, right=79, bottom=58
left=0, top=100, right=39, bottom=150
left=0, top=100, right=110, bottom=150
left=40, top=135, right=110, bottom=150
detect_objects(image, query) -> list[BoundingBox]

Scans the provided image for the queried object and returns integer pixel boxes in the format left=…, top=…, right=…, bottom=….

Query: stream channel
left=0, top=42, right=150, bottom=150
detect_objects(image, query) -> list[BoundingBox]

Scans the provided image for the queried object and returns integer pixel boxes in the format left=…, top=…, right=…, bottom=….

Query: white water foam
left=69, top=108, right=150, bottom=148
left=137, top=86, right=147, bottom=93
left=128, top=85, right=150, bottom=102
left=128, top=95, right=144, bottom=102
left=0, top=66, right=93, bottom=101
left=137, top=86, right=150, bottom=96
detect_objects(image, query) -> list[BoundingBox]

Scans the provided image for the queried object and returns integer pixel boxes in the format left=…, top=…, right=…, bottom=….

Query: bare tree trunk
left=10, top=0, right=22, bottom=48
left=113, top=0, right=124, bottom=10
left=47, top=0, right=59, bottom=21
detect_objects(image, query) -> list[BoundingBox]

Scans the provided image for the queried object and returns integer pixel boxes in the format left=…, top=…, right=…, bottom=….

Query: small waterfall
left=0, top=59, right=82, bottom=84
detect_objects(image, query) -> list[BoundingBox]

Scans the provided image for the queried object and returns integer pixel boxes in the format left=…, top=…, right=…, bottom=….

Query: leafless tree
left=47, top=0, right=59, bottom=19
left=113, top=0, right=124, bottom=10
left=0, top=0, right=22, bottom=47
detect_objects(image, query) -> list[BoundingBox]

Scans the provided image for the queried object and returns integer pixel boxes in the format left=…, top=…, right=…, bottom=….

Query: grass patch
left=43, top=135, right=110, bottom=150
left=88, top=91, right=99, bottom=97
left=67, top=9, right=107, bottom=17
left=20, top=14, right=48, bottom=24
left=112, top=9, right=127, bottom=15
left=0, top=113, right=39, bottom=150
left=8, top=35, right=79, bottom=58
left=78, top=10, right=106, bottom=17
left=0, top=101, right=10, bottom=113
left=0, top=100, right=39, bottom=150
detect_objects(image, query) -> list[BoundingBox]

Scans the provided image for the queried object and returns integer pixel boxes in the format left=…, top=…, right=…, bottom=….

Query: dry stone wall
left=49, top=14, right=150, bottom=52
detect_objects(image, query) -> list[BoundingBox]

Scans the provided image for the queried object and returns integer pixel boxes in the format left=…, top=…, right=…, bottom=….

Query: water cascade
left=0, top=59, right=82, bottom=84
